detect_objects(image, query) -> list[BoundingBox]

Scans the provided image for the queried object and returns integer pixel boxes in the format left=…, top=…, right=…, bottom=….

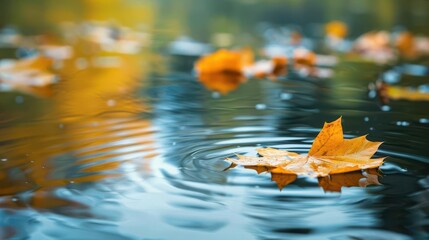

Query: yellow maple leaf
left=226, top=117, right=384, bottom=178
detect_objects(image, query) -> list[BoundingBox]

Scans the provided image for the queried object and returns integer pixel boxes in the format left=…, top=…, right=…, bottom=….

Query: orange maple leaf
left=226, top=117, right=384, bottom=178
left=195, top=49, right=253, bottom=74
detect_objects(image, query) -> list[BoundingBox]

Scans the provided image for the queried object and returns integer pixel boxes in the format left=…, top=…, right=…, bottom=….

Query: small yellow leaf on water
left=386, top=85, right=429, bottom=101
left=226, top=117, right=385, bottom=181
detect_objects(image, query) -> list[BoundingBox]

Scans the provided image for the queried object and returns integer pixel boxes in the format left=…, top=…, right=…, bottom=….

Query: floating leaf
left=293, top=48, right=316, bottom=66
left=226, top=117, right=384, bottom=180
left=195, top=49, right=253, bottom=74
left=395, top=31, right=417, bottom=59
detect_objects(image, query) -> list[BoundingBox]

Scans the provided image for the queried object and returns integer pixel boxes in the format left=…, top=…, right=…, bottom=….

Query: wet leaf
left=226, top=117, right=384, bottom=178
left=195, top=49, right=253, bottom=74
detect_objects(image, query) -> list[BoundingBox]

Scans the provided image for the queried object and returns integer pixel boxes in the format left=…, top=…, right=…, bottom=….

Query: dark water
left=1, top=1, right=429, bottom=240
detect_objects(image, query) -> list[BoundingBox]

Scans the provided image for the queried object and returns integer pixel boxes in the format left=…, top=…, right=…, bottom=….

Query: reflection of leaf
left=270, top=171, right=297, bottom=190
left=229, top=164, right=381, bottom=191
left=226, top=117, right=384, bottom=177
left=318, top=169, right=381, bottom=192
left=384, top=84, right=429, bottom=101
left=198, top=71, right=246, bottom=94
left=0, top=56, right=55, bottom=87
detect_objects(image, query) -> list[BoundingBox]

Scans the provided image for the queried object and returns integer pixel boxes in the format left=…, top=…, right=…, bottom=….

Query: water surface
left=1, top=1, right=429, bottom=239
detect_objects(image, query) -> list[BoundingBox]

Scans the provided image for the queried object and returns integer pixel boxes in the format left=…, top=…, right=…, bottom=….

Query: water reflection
left=243, top=166, right=381, bottom=192
left=198, top=72, right=245, bottom=94
left=1, top=1, right=429, bottom=239
left=0, top=47, right=160, bottom=239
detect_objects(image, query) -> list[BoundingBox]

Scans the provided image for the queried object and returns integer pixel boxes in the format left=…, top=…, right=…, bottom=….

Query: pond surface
left=1, top=55, right=428, bottom=239
left=1, top=1, right=429, bottom=240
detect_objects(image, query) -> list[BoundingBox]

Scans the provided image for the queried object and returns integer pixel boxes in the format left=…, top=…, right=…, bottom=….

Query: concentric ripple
left=0, top=66, right=428, bottom=239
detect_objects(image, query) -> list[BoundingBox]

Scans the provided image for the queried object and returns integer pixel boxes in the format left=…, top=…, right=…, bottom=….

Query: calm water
left=1, top=56, right=428, bottom=239
left=1, top=1, right=429, bottom=240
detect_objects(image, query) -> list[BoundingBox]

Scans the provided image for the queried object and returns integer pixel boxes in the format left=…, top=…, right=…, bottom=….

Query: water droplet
left=69, top=181, right=75, bottom=184
left=369, top=127, right=374, bottom=131
left=364, top=117, right=369, bottom=122
left=381, top=105, right=390, bottom=112
left=172, top=142, right=176, bottom=146
left=280, top=93, right=292, bottom=100
left=1, top=158, right=7, bottom=162
left=11, top=197, right=18, bottom=202
left=15, top=96, right=24, bottom=104
left=255, top=103, right=267, bottom=110
left=58, top=123, right=64, bottom=129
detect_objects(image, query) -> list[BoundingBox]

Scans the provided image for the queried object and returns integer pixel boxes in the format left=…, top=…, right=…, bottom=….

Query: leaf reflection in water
left=198, top=71, right=246, bottom=95
left=0, top=52, right=159, bottom=217
left=241, top=165, right=381, bottom=192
